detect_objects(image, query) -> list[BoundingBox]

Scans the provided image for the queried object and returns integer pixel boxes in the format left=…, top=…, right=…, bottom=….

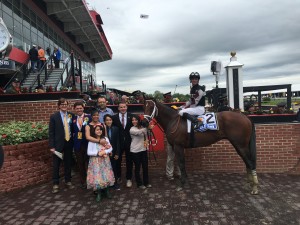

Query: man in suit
left=112, top=102, right=133, bottom=187
left=49, top=98, right=74, bottom=194
left=72, top=101, right=91, bottom=189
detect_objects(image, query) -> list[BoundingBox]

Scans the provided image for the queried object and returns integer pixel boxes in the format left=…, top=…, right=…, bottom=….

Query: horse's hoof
left=251, top=190, right=259, bottom=195
left=176, top=186, right=183, bottom=192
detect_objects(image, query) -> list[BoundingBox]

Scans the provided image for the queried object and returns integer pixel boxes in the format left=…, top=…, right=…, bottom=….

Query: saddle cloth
left=186, top=112, right=219, bottom=133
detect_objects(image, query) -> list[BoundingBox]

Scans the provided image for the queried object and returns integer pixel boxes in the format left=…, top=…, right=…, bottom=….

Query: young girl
left=130, top=115, right=152, bottom=189
left=86, top=123, right=115, bottom=202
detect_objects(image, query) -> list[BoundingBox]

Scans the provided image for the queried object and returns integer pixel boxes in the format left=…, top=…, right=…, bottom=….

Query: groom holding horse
left=178, top=72, right=206, bottom=128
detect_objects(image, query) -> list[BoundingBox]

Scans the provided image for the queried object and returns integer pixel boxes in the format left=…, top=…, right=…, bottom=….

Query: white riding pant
left=178, top=106, right=205, bottom=116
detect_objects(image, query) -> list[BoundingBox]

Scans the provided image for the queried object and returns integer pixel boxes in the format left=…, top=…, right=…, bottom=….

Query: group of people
left=48, top=72, right=206, bottom=202
left=28, top=45, right=61, bottom=73
left=48, top=97, right=153, bottom=202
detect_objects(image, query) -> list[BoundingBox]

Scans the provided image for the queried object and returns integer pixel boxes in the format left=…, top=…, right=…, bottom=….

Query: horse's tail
left=249, top=121, right=257, bottom=169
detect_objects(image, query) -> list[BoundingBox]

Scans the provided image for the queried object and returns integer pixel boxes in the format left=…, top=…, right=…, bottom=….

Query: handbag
left=87, top=142, right=98, bottom=156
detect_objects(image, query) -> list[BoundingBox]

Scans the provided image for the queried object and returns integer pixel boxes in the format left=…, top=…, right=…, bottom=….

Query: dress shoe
left=65, top=182, right=74, bottom=189
left=126, top=180, right=132, bottom=188
left=138, top=185, right=146, bottom=189
left=52, top=185, right=59, bottom=194
left=146, top=184, right=152, bottom=188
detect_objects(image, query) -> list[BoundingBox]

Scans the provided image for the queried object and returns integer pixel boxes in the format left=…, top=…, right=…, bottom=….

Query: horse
left=143, top=99, right=258, bottom=195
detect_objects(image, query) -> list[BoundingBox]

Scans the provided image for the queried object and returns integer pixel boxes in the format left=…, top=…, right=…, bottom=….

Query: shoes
left=167, top=176, right=174, bottom=181
left=113, top=184, right=121, bottom=191
left=126, top=180, right=132, bottom=188
left=96, top=192, right=101, bottom=202
left=105, top=188, right=112, bottom=199
left=138, top=185, right=146, bottom=189
left=65, top=182, right=74, bottom=189
left=146, top=184, right=152, bottom=188
left=52, top=185, right=59, bottom=194
left=80, top=184, right=87, bottom=189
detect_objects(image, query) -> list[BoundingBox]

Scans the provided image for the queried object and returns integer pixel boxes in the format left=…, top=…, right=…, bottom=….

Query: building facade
left=0, top=0, right=112, bottom=89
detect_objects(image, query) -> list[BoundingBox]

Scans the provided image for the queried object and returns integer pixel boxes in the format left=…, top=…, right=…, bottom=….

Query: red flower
left=2, top=134, right=7, bottom=138
left=15, top=129, right=20, bottom=133
left=139, top=114, right=144, bottom=120
left=32, top=124, right=36, bottom=128
left=38, top=128, right=42, bottom=131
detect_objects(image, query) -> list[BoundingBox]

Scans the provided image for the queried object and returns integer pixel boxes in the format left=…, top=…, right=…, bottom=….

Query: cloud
left=91, top=0, right=300, bottom=94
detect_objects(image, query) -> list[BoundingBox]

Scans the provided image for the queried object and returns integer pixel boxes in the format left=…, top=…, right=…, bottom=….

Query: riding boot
left=182, top=113, right=202, bottom=128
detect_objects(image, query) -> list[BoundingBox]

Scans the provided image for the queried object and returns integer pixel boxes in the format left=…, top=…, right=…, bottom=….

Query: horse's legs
left=174, top=144, right=187, bottom=191
left=231, top=142, right=259, bottom=195
left=250, top=169, right=259, bottom=195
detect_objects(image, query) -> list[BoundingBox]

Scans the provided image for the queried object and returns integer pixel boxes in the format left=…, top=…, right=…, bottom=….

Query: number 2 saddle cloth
left=196, top=112, right=219, bottom=132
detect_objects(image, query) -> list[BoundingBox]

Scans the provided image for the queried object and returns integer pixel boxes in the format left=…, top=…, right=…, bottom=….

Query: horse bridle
left=144, top=100, right=158, bottom=122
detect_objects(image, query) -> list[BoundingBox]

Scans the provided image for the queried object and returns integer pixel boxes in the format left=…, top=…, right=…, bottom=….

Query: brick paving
left=0, top=171, right=299, bottom=225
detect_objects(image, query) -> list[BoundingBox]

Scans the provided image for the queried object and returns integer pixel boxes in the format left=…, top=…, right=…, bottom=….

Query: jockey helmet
left=189, top=72, right=200, bottom=80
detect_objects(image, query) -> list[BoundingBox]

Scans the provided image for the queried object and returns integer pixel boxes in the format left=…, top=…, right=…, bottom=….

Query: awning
left=43, top=0, right=112, bottom=63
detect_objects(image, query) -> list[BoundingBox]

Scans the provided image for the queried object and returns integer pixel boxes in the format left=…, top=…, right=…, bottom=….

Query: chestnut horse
left=144, top=99, right=258, bottom=195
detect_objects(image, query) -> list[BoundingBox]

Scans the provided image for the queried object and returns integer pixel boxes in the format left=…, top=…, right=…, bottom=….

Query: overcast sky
left=89, top=0, right=300, bottom=95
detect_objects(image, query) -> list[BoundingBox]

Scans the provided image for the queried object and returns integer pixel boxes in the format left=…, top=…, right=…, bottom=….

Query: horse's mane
left=153, top=99, right=179, bottom=116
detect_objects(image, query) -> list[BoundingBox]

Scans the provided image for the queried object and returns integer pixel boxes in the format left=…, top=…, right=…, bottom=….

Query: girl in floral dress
left=86, top=123, right=115, bottom=202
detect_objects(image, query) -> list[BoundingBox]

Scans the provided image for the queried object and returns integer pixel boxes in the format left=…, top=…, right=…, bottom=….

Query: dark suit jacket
left=112, top=113, right=133, bottom=150
left=49, top=111, right=74, bottom=152
left=72, top=114, right=91, bottom=151
left=107, top=125, right=120, bottom=157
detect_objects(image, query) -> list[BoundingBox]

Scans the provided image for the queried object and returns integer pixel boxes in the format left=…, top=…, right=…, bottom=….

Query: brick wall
left=0, top=140, right=52, bottom=193
left=0, top=100, right=79, bottom=123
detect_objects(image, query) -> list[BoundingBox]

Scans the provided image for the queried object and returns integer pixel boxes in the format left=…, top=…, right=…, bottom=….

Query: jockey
left=179, top=72, right=206, bottom=127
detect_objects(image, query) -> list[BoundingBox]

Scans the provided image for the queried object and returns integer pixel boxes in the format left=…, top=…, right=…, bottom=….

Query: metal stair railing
left=29, top=55, right=54, bottom=89
left=3, top=58, right=30, bottom=90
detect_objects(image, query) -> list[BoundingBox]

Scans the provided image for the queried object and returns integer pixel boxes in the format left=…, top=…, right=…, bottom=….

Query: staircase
left=43, top=68, right=64, bottom=90
left=21, top=71, right=46, bottom=89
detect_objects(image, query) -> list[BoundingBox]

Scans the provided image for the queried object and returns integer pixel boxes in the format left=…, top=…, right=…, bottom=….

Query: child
left=86, top=124, right=115, bottom=202
left=130, top=115, right=152, bottom=189
left=104, top=114, right=121, bottom=190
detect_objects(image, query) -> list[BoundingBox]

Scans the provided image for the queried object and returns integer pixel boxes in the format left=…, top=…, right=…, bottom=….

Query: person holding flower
left=86, top=123, right=115, bottom=202
left=49, top=98, right=74, bottom=194
left=130, top=114, right=152, bottom=189
left=72, top=101, right=91, bottom=189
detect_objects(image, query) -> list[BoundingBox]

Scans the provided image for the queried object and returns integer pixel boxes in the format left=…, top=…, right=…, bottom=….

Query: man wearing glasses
left=49, top=98, right=74, bottom=194
left=97, top=96, right=114, bottom=123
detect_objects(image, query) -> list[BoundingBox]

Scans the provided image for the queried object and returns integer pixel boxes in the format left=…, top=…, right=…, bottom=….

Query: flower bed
left=0, top=121, right=48, bottom=145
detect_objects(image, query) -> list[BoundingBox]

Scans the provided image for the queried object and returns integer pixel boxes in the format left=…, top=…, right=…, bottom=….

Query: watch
left=0, top=17, right=12, bottom=53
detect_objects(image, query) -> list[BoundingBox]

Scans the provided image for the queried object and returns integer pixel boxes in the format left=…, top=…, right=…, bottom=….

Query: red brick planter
left=0, top=140, right=52, bottom=193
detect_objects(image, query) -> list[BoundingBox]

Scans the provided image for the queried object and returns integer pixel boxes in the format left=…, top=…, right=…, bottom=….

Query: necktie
left=121, top=114, right=125, bottom=129
left=64, top=114, right=70, bottom=141
left=78, top=116, right=83, bottom=130
left=108, top=127, right=111, bottom=139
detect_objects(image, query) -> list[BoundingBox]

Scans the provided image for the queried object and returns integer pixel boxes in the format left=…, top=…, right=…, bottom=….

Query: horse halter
left=144, top=100, right=158, bottom=122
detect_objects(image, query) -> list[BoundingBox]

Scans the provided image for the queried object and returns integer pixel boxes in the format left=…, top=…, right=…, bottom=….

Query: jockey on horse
left=178, top=72, right=206, bottom=129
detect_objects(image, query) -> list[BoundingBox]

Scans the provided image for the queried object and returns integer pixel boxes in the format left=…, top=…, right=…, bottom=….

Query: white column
left=225, top=52, right=244, bottom=110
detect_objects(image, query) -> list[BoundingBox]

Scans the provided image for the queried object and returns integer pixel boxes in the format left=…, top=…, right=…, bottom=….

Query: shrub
left=0, top=121, right=48, bottom=146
